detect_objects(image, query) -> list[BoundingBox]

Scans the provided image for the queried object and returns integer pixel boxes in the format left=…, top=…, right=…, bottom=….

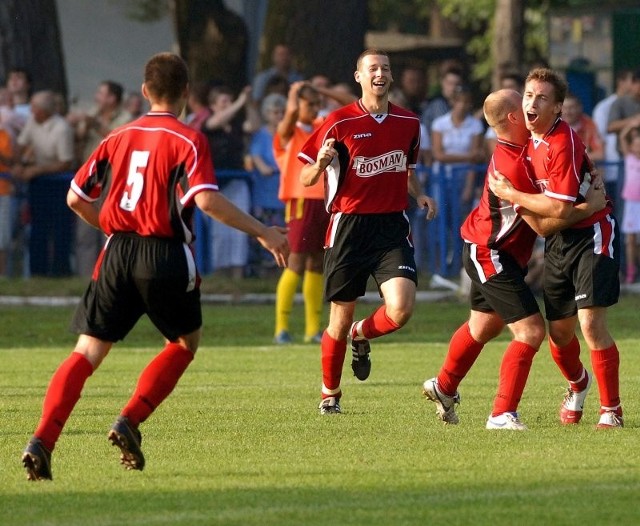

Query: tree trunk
left=491, top=0, right=524, bottom=90
left=260, top=0, right=368, bottom=85
left=0, top=0, right=67, bottom=96
left=174, top=0, right=249, bottom=91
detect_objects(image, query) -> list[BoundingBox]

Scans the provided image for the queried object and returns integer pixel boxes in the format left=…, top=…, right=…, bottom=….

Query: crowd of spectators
left=0, top=49, right=637, bottom=283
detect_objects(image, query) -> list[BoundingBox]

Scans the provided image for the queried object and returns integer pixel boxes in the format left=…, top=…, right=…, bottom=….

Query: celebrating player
left=490, top=68, right=623, bottom=428
left=298, top=49, right=437, bottom=414
left=423, top=89, right=605, bottom=430
left=21, top=52, right=289, bottom=481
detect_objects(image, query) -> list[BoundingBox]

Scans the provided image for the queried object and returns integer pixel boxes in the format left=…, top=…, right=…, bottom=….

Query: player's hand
left=258, top=226, right=290, bottom=268
left=488, top=169, right=513, bottom=200
left=316, top=138, right=337, bottom=170
left=286, top=81, right=306, bottom=112
left=584, top=179, right=606, bottom=214
left=416, top=194, right=437, bottom=220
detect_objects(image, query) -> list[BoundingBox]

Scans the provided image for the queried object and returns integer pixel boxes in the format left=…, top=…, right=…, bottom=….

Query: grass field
left=1, top=290, right=639, bottom=525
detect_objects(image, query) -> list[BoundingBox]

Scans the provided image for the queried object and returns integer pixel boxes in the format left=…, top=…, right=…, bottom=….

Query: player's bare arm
left=300, top=138, right=336, bottom=187
left=519, top=180, right=606, bottom=237
left=277, top=80, right=306, bottom=145
left=489, top=169, right=572, bottom=219
left=408, top=168, right=437, bottom=220
left=67, top=189, right=101, bottom=229
left=195, top=191, right=290, bottom=267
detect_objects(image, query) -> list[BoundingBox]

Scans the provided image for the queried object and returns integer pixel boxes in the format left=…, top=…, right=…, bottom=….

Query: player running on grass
left=21, top=52, right=289, bottom=481
left=298, top=49, right=437, bottom=414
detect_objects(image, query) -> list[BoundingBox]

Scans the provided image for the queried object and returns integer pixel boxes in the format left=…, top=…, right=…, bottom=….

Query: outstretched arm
left=195, top=190, right=289, bottom=267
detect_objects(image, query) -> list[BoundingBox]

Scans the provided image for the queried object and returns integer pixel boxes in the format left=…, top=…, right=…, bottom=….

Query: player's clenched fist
left=316, top=138, right=337, bottom=170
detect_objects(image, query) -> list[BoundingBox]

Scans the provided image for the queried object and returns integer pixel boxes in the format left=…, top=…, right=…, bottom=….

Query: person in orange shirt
left=272, top=81, right=328, bottom=343
left=0, top=126, right=13, bottom=275
left=562, top=92, right=604, bottom=161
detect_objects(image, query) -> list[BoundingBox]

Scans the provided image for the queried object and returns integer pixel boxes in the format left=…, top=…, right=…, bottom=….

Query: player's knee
left=387, top=306, right=413, bottom=327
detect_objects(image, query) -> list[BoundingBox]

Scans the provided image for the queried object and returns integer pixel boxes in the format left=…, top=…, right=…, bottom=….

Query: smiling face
left=522, top=78, right=563, bottom=137
left=355, top=53, right=393, bottom=100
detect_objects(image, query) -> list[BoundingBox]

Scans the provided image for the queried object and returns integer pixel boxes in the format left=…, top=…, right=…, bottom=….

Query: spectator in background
left=248, top=93, right=286, bottom=276
left=185, top=81, right=212, bottom=131
left=67, top=80, right=133, bottom=277
left=202, top=85, right=261, bottom=279
left=431, top=86, right=484, bottom=278
left=13, top=90, right=75, bottom=276
left=252, top=44, right=303, bottom=102
left=0, top=124, right=13, bottom=276
left=124, top=91, right=145, bottom=119
left=0, top=86, right=26, bottom=139
left=310, top=74, right=332, bottom=117
left=398, top=65, right=429, bottom=118
left=607, top=69, right=640, bottom=152
left=592, top=69, right=634, bottom=200
left=421, top=66, right=463, bottom=141
left=562, top=92, right=604, bottom=162
left=619, top=122, right=640, bottom=284
left=431, top=86, right=485, bottom=208
left=261, top=74, right=290, bottom=101
left=6, top=68, right=32, bottom=121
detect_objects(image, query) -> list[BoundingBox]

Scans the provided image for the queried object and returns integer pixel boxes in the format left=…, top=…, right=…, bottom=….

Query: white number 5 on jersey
left=120, top=150, right=149, bottom=211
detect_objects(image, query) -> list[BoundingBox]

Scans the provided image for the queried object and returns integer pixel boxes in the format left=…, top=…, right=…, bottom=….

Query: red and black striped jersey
left=298, top=100, right=420, bottom=214
left=461, top=139, right=539, bottom=269
left=71, top=112, right=218, bottom=243
left=526, top=118, right=612, bottom=229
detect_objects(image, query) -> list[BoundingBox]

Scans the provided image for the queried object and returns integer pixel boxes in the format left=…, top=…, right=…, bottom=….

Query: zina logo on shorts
left=353, top=150, right=406, bottom=177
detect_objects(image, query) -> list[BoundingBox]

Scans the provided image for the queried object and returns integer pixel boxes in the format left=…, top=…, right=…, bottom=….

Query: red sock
left=591, top=344, right=621, bottom=409
left=321, top=331, right=346, bottom=399
left=549, top=335, right=587, bottom=390
left=437, top=322, right=484, bottom=396
left=34, top=352, right=94, bottom=451
left=121, top=343, right=194, bottom=427
left=359, top=305, right=401, bottom=339
left=492, top=341, right=538, bottom=416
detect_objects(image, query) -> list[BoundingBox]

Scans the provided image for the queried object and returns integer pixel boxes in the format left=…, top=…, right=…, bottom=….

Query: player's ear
left=354, top=70, right=360, bottom=83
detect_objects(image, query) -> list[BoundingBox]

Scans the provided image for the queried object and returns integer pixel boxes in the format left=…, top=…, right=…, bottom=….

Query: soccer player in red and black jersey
left=490, top=68, right=623, bottom=429
left=21, top=52, right=289, bottom=481
left=298, top=49, right=438, bottom=414
left=423, top=89, right=605, bottom=429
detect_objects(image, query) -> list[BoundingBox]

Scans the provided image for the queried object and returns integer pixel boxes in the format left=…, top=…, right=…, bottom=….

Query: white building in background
left=56, top=0, right=175, bottom=109
left=56, top=0, right=267, bottom=110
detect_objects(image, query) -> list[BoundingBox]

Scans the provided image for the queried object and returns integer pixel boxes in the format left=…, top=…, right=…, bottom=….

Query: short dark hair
left=102, top=80, right=124, bottom=104
left=526, top=68, right=568, bottom=103
left=356, top=49, right=390, bottom=70
left=144, top=52, right=189, bottom=103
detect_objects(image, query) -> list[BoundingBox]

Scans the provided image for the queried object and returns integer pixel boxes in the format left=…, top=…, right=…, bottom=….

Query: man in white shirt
left=592, top=69, right=634, bottom=200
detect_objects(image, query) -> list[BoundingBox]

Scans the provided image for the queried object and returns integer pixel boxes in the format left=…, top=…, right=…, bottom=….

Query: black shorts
left=543, top=215, right=620, bottom=321
left=463, top=243, right=540, bottom=324
left=323, top=212, right=417, bottom=302
left=71, top=233, right=202, bottom=342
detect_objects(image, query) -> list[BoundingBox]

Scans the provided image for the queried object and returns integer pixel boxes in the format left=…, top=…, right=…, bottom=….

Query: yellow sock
left=303, top=270, right=324, bottom=339
left=275, top=269, right=301, bottom=336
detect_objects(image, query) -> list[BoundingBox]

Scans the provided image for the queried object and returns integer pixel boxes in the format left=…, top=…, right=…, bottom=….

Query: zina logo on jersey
left=353, top=150, right=406, bottom=177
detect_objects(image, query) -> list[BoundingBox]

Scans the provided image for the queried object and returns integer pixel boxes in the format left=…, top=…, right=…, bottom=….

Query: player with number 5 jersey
left=21, top=52, right=289, bottom=481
